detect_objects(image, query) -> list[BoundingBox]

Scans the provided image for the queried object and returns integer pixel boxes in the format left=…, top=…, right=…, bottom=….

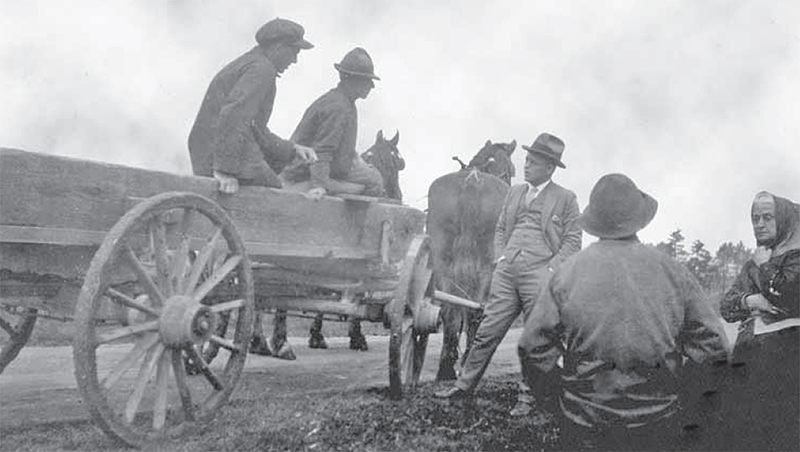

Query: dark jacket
left=188, top=46, right=295, bottom=179
left=290, top=86, right=358, bottom=179
left=494, top=181, right=582, bottom=270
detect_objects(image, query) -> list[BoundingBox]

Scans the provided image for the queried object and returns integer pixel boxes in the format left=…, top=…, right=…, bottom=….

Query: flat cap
left=255, top=18, right=313, bottom=49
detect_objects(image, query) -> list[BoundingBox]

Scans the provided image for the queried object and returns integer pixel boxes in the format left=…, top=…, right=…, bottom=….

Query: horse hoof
left=272, top=341, right=297, bottom=360
left=309, top=335, right=328, bottom=349
left=349, top=335, right=368, bottom=351
left=249, top=336, right=274, bottom=356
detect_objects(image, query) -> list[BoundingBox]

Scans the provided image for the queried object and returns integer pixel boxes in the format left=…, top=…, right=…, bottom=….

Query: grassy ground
left=0, top=375, right=559, bottom=452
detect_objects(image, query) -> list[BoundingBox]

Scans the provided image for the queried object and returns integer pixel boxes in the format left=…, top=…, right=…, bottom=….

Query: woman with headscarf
left=718, top=191, right=800, bottom=451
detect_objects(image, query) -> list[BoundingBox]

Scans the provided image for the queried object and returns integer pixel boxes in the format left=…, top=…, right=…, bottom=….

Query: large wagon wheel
left=387, top=234, right=440, bottom=399
left=0, top=306, right=37, bottom=373
left=73, top=192, right=254, bottom=447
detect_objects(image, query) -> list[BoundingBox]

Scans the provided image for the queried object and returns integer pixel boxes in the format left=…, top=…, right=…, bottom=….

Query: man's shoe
left=434, top=386, right=469, bottom=399
left=509, top=400, right=533, bottom=417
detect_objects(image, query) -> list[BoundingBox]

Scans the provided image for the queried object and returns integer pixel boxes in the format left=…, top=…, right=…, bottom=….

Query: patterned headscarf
left=752, top=191, right=800, bottom=256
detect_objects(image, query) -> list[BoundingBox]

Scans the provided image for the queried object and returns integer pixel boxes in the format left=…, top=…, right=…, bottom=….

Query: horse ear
left=377, top=130, right=384, bottom=142
left=389, top=130, right=399, bottom=146
left=484, top=140, right=492, bottom=148
left=506, top=140, right=517, bottom=156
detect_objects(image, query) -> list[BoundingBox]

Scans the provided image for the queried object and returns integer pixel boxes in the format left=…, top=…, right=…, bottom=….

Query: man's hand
left=753, top=246, right=772, bottom=266
left=213, top=170, right=239, bottom=194
left=304, top=186, right=327, bottom=201
left=294, top=144, right=318, bottom=164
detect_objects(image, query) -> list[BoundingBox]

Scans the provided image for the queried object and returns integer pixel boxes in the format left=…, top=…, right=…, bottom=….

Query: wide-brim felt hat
left=255, top=18, right=314, bottom=49
left=522, top=133, right=566, bottom=168
left=577, top=173, right=658, bottom=239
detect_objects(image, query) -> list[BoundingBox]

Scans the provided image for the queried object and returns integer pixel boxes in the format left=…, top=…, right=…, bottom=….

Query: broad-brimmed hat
left=577, top=173, right=658, bottom=239
left=255, top=18, right=313, bottom=49
left=334, top=47, right=380, bottom=80
left=522, top=133, right=566, bottom=168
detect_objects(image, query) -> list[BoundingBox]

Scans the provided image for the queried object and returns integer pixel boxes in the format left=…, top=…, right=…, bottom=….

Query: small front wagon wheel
left=387, top=235, right=437, bottom=399
left=73, top=192, right=254, bottom=447
left=0, top=306, right=37, bottom=373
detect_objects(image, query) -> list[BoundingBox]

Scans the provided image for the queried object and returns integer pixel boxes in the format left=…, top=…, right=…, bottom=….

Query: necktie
left=526, top=185, right=538, bottom=207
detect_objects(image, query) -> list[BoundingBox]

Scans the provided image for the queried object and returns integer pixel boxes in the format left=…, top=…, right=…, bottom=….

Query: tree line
left=650, top=229, right=753, bottom=299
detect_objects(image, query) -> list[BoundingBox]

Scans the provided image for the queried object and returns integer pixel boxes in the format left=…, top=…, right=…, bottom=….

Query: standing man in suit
left=434, top=132, right=582, bottom=417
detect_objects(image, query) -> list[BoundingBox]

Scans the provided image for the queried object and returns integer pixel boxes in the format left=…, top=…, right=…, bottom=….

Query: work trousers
left=455, top=250, right=551, bottom=391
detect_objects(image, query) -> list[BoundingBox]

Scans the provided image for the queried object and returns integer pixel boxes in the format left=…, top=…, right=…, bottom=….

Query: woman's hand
left=744, top=293, right=786, bottom=315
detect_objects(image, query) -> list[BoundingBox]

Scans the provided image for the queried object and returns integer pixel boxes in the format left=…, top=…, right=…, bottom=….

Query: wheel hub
left=158, top=295, right=218, bottom=347
left=413, top=298, right=441, bottom=334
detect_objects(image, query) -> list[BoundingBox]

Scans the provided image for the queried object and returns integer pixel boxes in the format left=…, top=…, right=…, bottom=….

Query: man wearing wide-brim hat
left=435, top=132, right=582, bottom=417
left=517, top=173, right=729, bottom=450
left=188, top=17, right=318, bottom=195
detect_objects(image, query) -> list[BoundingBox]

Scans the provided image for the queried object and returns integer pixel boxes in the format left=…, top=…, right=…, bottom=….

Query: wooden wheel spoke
left=106, top=288, right=159, bottom=318
left=185, top=346, right=224, bottom=391
left=152, top=348, right=172, bottom=430
left=171, top=208, right=195, bottom=295
left=95, top=320, right=159, bottom=345
left=411, top=265, right=433, bottom=308
left=208, top=335, right=243, bottom=353
left=0, top=315, right=14, bottom=335
left=209, top=299, right=245, bottom=313
left=125, top=343, right=165, bottom=424
left=102, top=333, right=160, bottom=391
left=149, top=216, right=171, bottom=297
left=171, top=348, right=195, bottom=422
left=123, top=246, right=166, bottom=308
left=184, top=228, right=223, bottom=295
left=400, top=317, right=415, bottom=381
left=191, top=255, right=242, bottom=303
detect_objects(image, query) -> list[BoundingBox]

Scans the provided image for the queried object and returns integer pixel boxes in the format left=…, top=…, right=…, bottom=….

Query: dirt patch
left=0, top=376, right=560, bottom=452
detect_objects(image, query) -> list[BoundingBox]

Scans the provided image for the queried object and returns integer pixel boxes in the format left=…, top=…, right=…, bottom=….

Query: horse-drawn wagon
left=0, top=147, right=479, bottom=447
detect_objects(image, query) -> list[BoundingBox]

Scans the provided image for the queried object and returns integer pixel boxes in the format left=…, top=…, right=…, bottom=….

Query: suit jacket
left=494, top=181, right=582, bottom=271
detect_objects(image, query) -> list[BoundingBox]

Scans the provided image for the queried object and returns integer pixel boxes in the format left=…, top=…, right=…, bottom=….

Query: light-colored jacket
left=493, top=181, right=582, bottom=270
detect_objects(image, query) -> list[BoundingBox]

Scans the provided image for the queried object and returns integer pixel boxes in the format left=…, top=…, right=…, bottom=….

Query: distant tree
left=656, top=229, right=688, bottom=263
left=686, top=240, right=715, bottom=290
left=713, top=241, right=753, bottom=293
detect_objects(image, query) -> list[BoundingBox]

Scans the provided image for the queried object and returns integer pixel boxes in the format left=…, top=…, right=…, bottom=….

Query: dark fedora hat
left=255, top=18, right=314, bottom=49
left=522, top=133, right=566, bottom=168
left=577, top=173, right=658, bottom=239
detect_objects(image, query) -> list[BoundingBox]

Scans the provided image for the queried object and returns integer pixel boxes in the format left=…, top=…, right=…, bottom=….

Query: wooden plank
left=0, top=148, right=425, bottom=265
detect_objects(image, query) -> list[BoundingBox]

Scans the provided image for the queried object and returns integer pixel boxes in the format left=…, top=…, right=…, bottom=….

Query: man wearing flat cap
left=518, top=173, right=729, bottom=450
left=435, top=132, right=582, bottom=417
left=188, top=17, right=318, bottom=195
left=281, top=47, right=386, bottom=199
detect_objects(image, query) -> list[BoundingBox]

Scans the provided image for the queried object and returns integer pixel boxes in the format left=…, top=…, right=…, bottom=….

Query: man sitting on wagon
left=188, top=18, right=318, bottom=194
left=280, top=47, right=386, bottom=199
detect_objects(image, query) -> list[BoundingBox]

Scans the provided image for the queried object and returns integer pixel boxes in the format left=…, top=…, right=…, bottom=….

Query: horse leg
left=436, top=304, right=463, bottom=381
left=308, top=313, right=328, bottom=349
left=268, top=309, right=296, bottom=360
left=249, top=311, right=273, bottom=356
left=348, top=318, right=368, bottom=351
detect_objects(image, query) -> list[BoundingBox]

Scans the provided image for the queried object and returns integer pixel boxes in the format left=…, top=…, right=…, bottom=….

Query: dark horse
left=427, top=139, right=516, bottom=380
left=251, top=130, right=405, bottom=358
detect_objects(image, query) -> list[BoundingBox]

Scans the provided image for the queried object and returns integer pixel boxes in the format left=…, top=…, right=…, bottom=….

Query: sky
left=2, top=0, right=798, bottom=253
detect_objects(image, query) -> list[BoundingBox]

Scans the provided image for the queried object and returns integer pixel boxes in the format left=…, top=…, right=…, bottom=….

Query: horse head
left=466, top=139, right=516, bottom=185
left=361, top=130, right=404, bottom=201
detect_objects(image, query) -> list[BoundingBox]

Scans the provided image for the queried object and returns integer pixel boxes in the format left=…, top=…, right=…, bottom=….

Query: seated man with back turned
left=519, top=173, right=729, bottom=451
left=188, top=18, right=317, bottom=194
left=280, top=47, right=385, bottom=198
